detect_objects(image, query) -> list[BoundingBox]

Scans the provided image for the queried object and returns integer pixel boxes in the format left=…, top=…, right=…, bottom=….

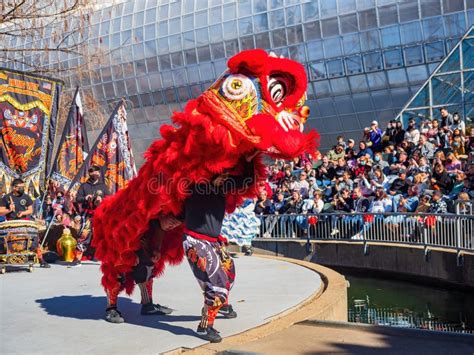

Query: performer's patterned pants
left=183, top=234, right=235, bottom=327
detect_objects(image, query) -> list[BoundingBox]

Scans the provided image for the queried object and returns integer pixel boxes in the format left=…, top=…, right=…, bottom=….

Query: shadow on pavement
left=35, top=295, right=201, bottom=337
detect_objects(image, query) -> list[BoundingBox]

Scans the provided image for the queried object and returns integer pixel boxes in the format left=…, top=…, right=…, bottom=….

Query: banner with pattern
left=68, top=100, right=137, bottom=194
left=49, top=87, right=89, bottom=191
left=0, top=67, right=62, bottom=195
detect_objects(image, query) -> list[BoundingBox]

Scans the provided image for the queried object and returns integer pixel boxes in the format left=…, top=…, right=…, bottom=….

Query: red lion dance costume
left=92, top=49, right=318, bottom=331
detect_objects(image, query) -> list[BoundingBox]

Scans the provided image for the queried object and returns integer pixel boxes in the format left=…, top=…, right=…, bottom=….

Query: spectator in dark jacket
left=394, top=121, right=406, bottom=145
left=431, top=163, right=453, bottom=195
left=389, top=169, right=410, bottom=196
left=254, top=190, right=273, bottom=215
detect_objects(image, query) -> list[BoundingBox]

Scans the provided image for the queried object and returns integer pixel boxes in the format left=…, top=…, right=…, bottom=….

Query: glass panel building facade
left=5, top=0, right=474, bottom=165
left=397, top=26, right=474, bottom=128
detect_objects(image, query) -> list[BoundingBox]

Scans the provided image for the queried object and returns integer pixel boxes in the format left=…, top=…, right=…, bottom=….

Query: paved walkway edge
left=164, top=254, right=348, bottom=355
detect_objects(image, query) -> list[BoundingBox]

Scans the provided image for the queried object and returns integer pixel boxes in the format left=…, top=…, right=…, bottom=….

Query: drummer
left=0, top=179, right=50, bottom=268
left=0, top=179, right=33, bottom=220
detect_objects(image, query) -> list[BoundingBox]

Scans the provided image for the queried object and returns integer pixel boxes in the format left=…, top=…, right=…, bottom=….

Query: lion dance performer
left=92, top=49, right=319, bottom=341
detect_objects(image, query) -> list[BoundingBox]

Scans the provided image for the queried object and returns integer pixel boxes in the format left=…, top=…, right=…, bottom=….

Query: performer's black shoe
left=219, top=304, right=237, bottom=319
left=141, top=302, right=173, bottom=315
left=105, top=307, right=124, bottom=324
left=196, top=326, right=222, bottom=343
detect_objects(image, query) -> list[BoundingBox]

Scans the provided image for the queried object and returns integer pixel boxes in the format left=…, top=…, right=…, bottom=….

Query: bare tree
left=0, top=0, right=115, bottom=131
left=1, top=1, right=99, bottom=72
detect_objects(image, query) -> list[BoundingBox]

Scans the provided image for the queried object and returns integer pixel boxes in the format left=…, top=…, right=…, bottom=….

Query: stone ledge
left=172, top=254, right=348, bottom=355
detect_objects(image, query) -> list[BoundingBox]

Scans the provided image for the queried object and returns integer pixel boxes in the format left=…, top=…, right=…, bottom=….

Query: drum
left=0, top=220, right=40, bottom=273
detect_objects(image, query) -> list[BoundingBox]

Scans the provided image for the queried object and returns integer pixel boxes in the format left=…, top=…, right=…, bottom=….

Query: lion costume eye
left=222, top=74, right=252, bottom=100
left=268, top=75, right=288, bottom=106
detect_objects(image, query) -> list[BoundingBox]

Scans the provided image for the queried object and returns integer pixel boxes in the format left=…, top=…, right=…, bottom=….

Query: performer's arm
left=0, top=196, right=12, bottom=216
left=17, top=205, right=33, bottom=218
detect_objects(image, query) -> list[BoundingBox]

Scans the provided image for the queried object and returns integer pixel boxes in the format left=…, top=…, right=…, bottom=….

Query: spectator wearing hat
left=327, top=144, right=345, bottom=163
left=345, top=139, right=356, bottom=159
left=368, top=120, right=383, bottom=152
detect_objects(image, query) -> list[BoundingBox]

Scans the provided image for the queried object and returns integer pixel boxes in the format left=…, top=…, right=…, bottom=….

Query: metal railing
left=348, top=307, right=473, bottom=334
left=254, top=211, right=474, bottom=253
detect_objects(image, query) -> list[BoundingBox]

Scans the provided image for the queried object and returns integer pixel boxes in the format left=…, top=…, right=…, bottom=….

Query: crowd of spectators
left=255, top=107, right=474, bottom=238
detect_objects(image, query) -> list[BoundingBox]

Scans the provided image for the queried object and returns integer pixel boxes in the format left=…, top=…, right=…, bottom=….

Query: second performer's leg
left=133, top=250, right=173, bottom=315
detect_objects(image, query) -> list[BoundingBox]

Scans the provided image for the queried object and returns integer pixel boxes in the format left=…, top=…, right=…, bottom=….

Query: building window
left=304, top=21, right=321, bottom=40
left=443, top=0, right=464, bottom=13
left=358, top=9, right=377, bottom=30
left=323, top=37, right=342, bottom=58
left=340, top=14, right=358, bottom=34
left=381, top=26, right=401, bottom=48
left=421, top=0, right=441, bottom=17
left=384, top=48, right=404, bottom=69
left=400, top=22, right=422, bottom=45
left=398, top=0, right=419, bottom=22
left=364, top=52, right=383, bottom=72
left=327, top=59, right=345, bottom=78
left=404, top=45, right=424, bottom=66
left=309, top=61, right=326, bottom=80
left=322, top=17, right=339, bottom=37
left=378, top=5, right=398, bottom=26
left=425, top=41, right=445, bottom=62
left=343, top=33, right=361, bottom=54
left=345, top=55, right=363, bottom=75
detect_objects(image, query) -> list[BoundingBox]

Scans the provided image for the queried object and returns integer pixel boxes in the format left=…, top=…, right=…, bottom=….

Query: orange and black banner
left=0, top=67, right=63, bottom=195
left=49, top=87, right=89, bottom=191
left=68, top=100, right=137, bottom=195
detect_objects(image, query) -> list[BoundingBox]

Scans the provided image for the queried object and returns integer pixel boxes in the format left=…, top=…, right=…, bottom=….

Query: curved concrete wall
left=251, top=240, right=474, bottom=289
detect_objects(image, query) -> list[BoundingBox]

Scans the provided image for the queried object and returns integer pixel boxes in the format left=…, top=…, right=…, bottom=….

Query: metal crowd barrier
left=255, top=209, right=474, bottom=254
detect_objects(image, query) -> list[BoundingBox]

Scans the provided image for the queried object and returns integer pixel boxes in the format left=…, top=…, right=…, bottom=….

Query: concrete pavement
left=0, top=255, right=321, bottom=355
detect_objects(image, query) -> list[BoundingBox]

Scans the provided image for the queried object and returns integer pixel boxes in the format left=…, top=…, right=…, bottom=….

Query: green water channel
left=345, top=273, right=474, bottom=333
